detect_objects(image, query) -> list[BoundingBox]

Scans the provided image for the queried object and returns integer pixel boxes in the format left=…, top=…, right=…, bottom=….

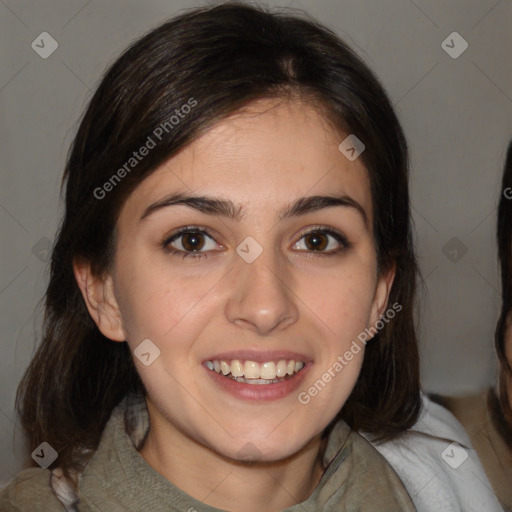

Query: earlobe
left=72, top=258, right=126, bottom=342
left=369, top=263, right=396, bottom=329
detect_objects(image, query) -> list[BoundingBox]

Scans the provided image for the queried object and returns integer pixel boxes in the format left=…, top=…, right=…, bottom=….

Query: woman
left=0, top=3, right=501, bottom=511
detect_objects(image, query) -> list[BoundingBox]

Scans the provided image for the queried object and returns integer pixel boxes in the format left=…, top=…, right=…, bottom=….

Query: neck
left=138, top=403, right=327, bottom=512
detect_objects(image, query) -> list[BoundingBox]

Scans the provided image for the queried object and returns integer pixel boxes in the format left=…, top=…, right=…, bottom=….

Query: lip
left=203, top=359, right=313, bottom=402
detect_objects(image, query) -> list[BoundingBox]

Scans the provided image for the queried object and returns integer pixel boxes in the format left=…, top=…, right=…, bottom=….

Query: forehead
left=119, top=98, right=372, bottom=224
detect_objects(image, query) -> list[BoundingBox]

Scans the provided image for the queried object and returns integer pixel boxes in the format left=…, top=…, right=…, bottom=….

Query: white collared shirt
left=362, top=392, right=504, bottom=512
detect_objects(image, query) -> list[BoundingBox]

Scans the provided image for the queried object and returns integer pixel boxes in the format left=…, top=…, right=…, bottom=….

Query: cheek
left=304, top=265, right=376, bottom=336
left=115, top=243, right=377, bottom=352
left=115, top=259, right=218, bottom=347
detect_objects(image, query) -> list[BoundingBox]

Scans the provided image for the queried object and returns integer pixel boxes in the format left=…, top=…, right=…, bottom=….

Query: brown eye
left=181, top=232, right=206, bottom=251
left=162, top=227, right=221, bottom=260
left=292, top=227, right=350, bottom=256
left=304, top=232, right=328, bottom=251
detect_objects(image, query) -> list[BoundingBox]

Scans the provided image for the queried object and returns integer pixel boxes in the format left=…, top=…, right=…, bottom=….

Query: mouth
left=204, top=359, right=306, bottom=384
left=202, top=350, right=312, bottom=401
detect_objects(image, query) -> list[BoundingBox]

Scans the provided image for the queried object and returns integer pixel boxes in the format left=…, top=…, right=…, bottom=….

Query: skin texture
left=74, top=98, right=395, bottom=512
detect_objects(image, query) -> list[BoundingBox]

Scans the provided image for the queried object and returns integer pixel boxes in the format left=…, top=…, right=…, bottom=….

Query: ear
left=73, top=257, right=126, bottom=342
left=368, top=263, right=396, bottom=329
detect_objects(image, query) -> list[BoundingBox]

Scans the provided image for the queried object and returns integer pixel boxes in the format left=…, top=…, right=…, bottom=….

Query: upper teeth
left=205, top=359, right=305, bottom=380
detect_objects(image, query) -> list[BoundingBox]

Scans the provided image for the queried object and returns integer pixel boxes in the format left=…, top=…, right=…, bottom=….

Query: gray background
left=1, top=0, right=511, bottom=483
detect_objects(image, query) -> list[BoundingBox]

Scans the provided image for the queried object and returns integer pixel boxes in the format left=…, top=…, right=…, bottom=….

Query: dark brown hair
left=16, top=1, right=420, bottom=475
left=495, top=139, right=512, bottom=430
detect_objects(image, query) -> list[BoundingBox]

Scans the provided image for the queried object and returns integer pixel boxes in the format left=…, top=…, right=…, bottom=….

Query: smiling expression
left=84, top=97, right=394, bottom=462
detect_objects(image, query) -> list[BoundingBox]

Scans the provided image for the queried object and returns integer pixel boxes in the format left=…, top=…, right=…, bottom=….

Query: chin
left=208, top=428, right=319, bottom=464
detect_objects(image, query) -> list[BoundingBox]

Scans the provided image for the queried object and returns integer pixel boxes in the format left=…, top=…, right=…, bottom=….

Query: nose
left=224, top=245, right=299, bottom=336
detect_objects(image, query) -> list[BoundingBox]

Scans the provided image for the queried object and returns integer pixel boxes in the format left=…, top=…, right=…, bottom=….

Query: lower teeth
left=226, top=374, right=294, bottom=384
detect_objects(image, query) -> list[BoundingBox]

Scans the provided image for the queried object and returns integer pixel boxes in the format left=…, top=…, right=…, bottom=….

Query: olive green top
left=0, top=394, right=416, bottom=511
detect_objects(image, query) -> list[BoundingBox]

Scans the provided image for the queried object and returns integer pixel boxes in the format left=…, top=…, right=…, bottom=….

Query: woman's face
left=87, top=98, right=394, bottom=462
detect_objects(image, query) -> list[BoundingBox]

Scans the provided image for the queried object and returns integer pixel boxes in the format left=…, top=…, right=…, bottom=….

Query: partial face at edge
left=503, top=313, right=512, bottom=410
left=82, top=98, right=394, bottom=462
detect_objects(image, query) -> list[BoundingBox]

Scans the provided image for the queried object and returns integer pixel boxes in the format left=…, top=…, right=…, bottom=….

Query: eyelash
left=161, top=225, right=351, bottom=261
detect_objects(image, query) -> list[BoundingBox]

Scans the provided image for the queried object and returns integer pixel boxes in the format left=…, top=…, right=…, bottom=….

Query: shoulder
left=0, top=468, right=65, bottom=511
left=433, top=389, right=512, bottom=510
left=321, top=424, right=417, bottom=511
left=429, top=390, right=488, bottom=435
left=361, top=392, right=504, bottom=512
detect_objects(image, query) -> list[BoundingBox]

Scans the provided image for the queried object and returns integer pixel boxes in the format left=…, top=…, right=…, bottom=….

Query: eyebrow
left=139, top=192, right=367, bottom=225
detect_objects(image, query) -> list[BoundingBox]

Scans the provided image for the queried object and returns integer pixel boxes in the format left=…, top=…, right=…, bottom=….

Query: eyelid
left=163, top=225, right=221, bottom=246
left=292, top=225, right=351, bottom=253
